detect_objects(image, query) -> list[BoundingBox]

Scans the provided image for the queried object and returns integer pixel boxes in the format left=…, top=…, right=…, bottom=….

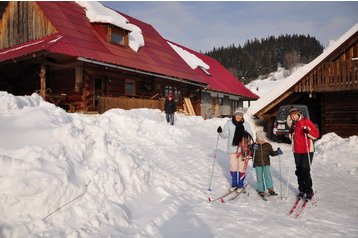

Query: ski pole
left=251, top=148, right=257, bottom=182
left=285, top=158, right=292, bottom=202
left=208, top=134, right=220, bottom=191
left=279, top=154, right=283, bottom=200
left=304, top=133, right=317, bottom=205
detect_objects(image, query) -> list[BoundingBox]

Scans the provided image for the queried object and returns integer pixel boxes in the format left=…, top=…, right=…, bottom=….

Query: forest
left=205, top=34, right=324, bottom=83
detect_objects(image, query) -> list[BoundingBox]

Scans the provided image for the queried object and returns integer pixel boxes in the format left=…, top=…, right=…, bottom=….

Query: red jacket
left=291, top=117, right=319, bottom=154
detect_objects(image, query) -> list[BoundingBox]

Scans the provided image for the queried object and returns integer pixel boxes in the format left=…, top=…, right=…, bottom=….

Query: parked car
left=272, top=104, right=310, bottom=142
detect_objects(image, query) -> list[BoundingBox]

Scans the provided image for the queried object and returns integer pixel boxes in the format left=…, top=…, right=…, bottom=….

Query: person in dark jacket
left=288, top=107, right=319, bottom=200
left=164, top=93, right=176, bottom=125
left=252, top=131, right=283, bottom=198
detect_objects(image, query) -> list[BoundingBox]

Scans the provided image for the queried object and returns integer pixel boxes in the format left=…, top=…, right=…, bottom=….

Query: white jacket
left=219, top=119, right=253, bottom=154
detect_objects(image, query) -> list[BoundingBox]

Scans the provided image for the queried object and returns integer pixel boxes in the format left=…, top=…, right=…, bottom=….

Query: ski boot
left=297, top=192, right=305, bottom=198
left=268, top=189, right=278, bottom=196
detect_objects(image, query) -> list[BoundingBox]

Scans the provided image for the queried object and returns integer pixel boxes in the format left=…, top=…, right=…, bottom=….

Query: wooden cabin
left=0, top=1, right=258, bottom=117
left=251, top=24, right=358, bottom=138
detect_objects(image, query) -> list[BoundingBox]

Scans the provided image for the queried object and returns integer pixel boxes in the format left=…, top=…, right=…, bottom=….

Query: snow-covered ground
left=0, top=91, right=357, bottom=238
left=246, top=66, right=295, bottom=98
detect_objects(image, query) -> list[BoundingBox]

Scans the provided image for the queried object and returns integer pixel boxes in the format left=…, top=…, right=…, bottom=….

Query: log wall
left=321, top=92, right=358, bottom=137
left=0, top=1, right=56, bottom=49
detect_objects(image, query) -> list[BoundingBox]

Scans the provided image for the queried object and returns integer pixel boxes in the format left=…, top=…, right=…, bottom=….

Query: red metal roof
left=167, top=41, right=259, bottom=100
left=0, top=2, right=204, bottom=84
left=0, top=1, right=258, bottom=99
left=0, top=34, right=63, bottom=61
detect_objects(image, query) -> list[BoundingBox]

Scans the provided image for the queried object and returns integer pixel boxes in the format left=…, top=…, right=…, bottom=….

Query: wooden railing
left=98, top=96, right=165, bottom=113
left=295, top=60, right=358, bottom=93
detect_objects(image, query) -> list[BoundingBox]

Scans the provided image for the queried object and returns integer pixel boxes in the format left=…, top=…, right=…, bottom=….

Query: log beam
left=39, top=64, right=46, bottom=98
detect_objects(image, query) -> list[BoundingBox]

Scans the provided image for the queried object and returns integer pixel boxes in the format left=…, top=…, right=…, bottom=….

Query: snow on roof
left=0, top=40, right=44, bottom=55
left=248, top=23, right=358, bottom=116
left=0, top=34, right=62, bottom=56
left=167, top=41, right=210, bottom=70
left=76, top=1, right=144, bottom=52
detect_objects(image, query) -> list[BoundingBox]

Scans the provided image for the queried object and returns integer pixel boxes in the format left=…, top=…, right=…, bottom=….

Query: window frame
left=125, top=79, right=136, bottom=96
left=108, top=25, right=129, bottom=47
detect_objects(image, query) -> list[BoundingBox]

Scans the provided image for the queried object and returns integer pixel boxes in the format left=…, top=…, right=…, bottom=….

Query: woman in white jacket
left=217, top=108, right=253, bottom=192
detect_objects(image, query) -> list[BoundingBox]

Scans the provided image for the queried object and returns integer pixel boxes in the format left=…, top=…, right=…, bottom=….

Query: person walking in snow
left=217, top=108, right=253, bottom=192
left=251, top=131, right=283, bottom=198
left=288, top=107, right=319, bottom=200
left=164, top=93, right=176, bottom=125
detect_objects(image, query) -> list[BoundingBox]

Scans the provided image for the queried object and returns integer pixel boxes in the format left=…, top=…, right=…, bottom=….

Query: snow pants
left=255, top=165, right=273, bottom=192
left=294, top=152, right=314, bottom=195
left=229, top=153, right=247, bottom=188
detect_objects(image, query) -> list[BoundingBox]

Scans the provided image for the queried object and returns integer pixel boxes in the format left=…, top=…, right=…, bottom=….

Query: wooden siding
left=98, top=96, right=165, bottom=114
left=295, top=60, right=358, bottom=93
left=0, top=1, right=56, bottom=49
left=321, top=92, right=358, bottom=137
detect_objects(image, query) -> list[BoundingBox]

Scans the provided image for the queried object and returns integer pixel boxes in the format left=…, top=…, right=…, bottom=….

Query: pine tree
left=205, top=34, right=323, bottom=83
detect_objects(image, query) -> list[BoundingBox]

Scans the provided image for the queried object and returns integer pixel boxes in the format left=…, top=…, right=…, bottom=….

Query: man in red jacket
left=289, top=107, right=319, bottom=200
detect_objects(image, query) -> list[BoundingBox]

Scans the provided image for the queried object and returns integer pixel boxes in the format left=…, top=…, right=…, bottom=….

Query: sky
left=101, top=1, right=358, bottom=52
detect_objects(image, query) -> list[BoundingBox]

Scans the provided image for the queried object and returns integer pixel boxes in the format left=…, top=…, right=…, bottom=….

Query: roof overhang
left=77, top=57, right=207, bottom=88
left=204, top=89, right=257, bottom=101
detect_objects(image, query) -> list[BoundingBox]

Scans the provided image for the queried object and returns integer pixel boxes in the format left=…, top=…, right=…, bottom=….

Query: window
left=164, top=85, right=181, bottom=98
left=164, top=85, right=173, bottom=97
left=125, top=79, right=136, bottom=96
left=109, top=26, right=129, bottom=46
left=112, top=32, right=125, bottom=45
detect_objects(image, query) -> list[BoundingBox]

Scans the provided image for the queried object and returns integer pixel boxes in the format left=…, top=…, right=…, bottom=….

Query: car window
left=276, top=105, right=310, bottom=121
left=277, top=107, right=289, bottom=120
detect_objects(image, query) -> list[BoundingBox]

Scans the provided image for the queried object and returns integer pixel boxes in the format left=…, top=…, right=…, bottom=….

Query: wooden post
left=39, top=64, right=46, bottom=98
left=75, top=66, right=83, bottom=92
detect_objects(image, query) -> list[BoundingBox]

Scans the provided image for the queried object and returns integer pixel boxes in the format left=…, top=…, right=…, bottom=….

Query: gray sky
left=101, top=1, right=358, bottom=52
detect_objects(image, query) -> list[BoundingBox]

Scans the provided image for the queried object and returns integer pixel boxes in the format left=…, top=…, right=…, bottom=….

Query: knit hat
left=234, top=107, right=245, bottom=116
left=256, top=131, right=266, bottom=141
left=288, top=107, right=300, bottom=116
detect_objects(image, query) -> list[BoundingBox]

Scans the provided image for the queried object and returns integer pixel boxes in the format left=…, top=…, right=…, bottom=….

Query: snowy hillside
left=245, top=67, right=296, bottom=98
left=0, top=91, right=358, bottom=238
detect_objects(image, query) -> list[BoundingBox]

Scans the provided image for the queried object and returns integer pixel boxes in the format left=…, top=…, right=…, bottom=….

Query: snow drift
left=0, top=91, right=357, bottom=238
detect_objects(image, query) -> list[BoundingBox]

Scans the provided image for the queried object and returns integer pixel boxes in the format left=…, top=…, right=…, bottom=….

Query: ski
left=288, top=198, right=302, bottom=216
left=294, top=199, right=309, bottom=219
left=223, top=186, right=247, bottom=202
left=208, top=189, right=237, bottom=202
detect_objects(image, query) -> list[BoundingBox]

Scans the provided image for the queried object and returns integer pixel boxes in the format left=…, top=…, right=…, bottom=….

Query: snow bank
left=315, top=133, right=358, bottom=175
left=1, top=91, right=357, bottom=237
left=0, top=91, right=44, bottom=111
left=0, top=93, right=159, bottom=236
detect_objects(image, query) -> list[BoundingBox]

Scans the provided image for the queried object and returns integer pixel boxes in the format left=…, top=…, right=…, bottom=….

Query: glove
left=217, top=126, right=222, bottom=133
left=303, top=126, right=309, bottom=134
left=276, top=147, right=283, bottom=155
left=251, top=143, right=259, bottom=151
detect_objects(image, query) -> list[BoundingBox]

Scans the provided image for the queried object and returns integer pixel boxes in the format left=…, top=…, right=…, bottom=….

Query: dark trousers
left=294, top=152, right=314, bottom=195
left=166, top=113, right=174, bottom=125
